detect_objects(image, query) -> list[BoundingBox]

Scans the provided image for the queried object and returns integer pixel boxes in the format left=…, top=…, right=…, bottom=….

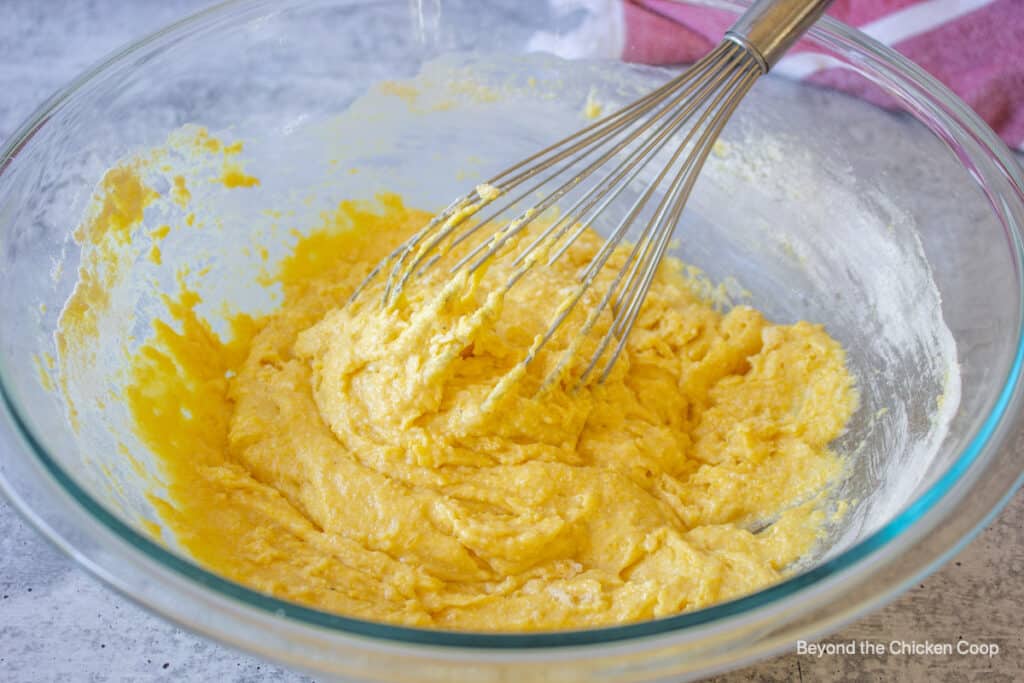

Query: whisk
left=353, top=0, right=832, bottom=386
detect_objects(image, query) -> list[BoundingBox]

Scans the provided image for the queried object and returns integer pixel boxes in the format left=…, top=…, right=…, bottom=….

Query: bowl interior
left=0, top=0, right=1020, bottom=640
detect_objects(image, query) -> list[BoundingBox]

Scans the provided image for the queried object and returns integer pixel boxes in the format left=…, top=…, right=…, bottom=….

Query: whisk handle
left=725, top=0, right=833, bottom=71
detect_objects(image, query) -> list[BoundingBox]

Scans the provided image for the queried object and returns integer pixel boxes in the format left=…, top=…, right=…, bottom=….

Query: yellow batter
left=121, top=193, right=856, bottom=631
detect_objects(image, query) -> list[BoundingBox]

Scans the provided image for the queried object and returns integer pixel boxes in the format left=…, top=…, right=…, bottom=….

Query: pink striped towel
left=532, top=0, right=1024, bottom=150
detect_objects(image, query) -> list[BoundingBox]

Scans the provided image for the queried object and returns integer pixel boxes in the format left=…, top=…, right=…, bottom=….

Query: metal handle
left=725, top=0, right=833, bottom=71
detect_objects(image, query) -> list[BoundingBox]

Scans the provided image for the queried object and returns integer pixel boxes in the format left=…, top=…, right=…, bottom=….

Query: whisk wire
left=381, top=42, right=741, bottom=304
left=373, top=70, right=692, bottom=302
left=551, top=49, right=762, bottom=385
left=591, top=62, right=762, bottom=382
left=349, top=31, right=776, bottom=388
left=489, top=43, right=743, bottom=276
left=414, top=44, right=736, bottom=287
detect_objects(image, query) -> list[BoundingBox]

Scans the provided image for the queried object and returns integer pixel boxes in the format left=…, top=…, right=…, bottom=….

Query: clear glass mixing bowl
left=1, top=0, right=1022, bottom=680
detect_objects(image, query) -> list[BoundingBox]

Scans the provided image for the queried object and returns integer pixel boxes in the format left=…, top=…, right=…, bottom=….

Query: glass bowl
left=1, top=0, right=1022, bottom=680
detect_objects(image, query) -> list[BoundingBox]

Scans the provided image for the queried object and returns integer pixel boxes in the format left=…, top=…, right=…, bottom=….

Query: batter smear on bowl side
left=110, top=190, right=858, bottom=631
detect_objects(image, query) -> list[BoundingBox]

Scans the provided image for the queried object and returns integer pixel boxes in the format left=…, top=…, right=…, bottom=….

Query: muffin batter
left=126, top=193, right=856, bottom=631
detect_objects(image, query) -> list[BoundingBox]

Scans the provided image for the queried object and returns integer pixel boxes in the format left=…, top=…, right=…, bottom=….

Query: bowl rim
left=1, top=0, right=1023, bottom=652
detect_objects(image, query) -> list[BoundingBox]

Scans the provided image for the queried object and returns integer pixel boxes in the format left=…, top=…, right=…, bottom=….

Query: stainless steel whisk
left=353, top=0, right=832, bottom=386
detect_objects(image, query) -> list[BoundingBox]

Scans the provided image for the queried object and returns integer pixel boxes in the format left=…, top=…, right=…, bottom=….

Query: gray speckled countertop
left=1, top=1, right=1021, bottom=681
